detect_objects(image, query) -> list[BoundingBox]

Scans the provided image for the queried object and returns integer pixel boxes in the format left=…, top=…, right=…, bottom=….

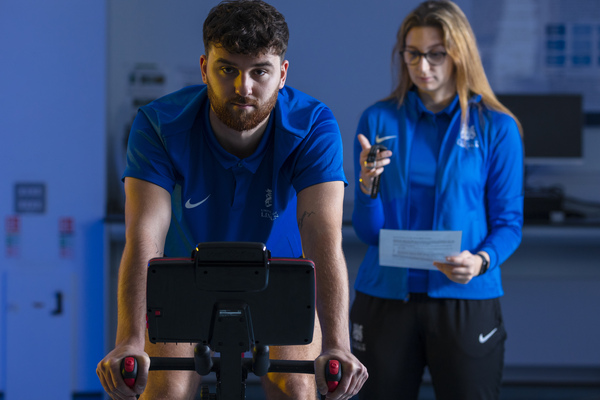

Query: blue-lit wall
left=0, top=0, right=107, bottom=397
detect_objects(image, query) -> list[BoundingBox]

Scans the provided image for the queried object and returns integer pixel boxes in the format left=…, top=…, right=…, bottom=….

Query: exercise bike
left=120, top=242, right=341, bottom=400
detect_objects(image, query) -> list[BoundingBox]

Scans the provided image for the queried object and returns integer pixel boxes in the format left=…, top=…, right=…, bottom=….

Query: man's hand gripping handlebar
left=120, top=357, right=138, bottom=389
left=324, top=359, right=342, bottom=392
left=120, top=356, right=343, bottom=397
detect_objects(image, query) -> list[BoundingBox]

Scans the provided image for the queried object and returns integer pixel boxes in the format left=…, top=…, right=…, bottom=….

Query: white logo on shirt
left=375, top=134, right=397, bottom=144
left=185, top=195, right=211, bottom=209
left=261, top=209, right=279, bottom=221
left=265, top=189, right=273, bottom=208
left=261, top=188, right=279, bottom=221
left=456, top=124, right=480, bottom=149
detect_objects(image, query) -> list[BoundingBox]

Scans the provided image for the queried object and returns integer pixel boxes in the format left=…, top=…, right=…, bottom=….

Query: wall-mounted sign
left=14, top=182, right=46, bottom=214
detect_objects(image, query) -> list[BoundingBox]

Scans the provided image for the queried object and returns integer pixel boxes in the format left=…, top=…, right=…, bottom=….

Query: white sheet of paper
left=379, top=229, right=462, bottom=270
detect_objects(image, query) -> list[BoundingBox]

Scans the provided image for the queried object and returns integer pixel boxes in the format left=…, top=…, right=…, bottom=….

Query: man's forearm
left=314, top=251, right=351, bottom=351
left=296, top=181, right=350, bottom=350
left=301, top=227, right=351, bottom=351
left=115, top=238, right=163, bottom=347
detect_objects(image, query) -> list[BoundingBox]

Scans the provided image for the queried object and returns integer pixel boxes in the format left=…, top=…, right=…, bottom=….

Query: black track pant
left=350, top=291, right=506, bottom=400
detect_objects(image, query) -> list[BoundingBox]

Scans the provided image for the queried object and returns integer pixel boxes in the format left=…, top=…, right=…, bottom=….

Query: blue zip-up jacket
left=352, top=91, right=524, bottom=300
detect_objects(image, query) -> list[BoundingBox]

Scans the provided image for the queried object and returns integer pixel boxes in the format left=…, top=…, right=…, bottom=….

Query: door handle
left=51, top=291, right=63, bottom=315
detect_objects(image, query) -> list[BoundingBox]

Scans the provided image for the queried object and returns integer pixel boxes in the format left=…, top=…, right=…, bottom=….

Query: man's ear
left=279, top=59, right=289, bottom=89
left=200, top=55, right=208, bottom=84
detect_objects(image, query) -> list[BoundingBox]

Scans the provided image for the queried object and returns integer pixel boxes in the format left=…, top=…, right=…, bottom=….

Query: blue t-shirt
left=124, top=85, right=347, bottom=258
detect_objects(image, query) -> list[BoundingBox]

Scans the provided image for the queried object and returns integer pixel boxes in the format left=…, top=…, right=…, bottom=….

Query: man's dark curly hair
left=203, top=0, right=289, bottom=59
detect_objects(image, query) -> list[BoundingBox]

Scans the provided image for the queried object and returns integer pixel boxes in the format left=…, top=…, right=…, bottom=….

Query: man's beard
left=207, top=82, right=279, bottom=132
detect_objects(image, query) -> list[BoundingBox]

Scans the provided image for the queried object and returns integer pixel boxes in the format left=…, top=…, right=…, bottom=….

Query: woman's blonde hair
left=389, top=0, right=521, bottom=133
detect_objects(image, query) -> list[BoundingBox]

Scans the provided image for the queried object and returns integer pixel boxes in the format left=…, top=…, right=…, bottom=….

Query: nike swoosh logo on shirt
left=185, top=195, right=211, bottom=209
left=375, top=134, right=396, bottom=144
left=479, top=327, right=498, bottom=344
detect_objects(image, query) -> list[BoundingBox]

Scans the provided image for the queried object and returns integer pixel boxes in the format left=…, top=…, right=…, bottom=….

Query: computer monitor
left=495, top=94, right=583, bottom=165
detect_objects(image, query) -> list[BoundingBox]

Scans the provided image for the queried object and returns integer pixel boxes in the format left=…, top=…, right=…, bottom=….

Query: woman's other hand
left=357, top=133, right=393, bottom=195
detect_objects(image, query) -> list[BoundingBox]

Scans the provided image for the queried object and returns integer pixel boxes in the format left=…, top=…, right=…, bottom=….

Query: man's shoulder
left=139, top=85, right=207, bottom=135
left=275, top=86, right=337, bottom=138
left=140, top=85, right=205, bottom=117
left=278, top=86, right=323, bottom=107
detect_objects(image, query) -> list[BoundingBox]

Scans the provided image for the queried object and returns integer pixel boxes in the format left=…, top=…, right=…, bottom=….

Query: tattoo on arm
left=298, top=211, right=315, bottom=230
left=154, top=243, right=164, bottom=257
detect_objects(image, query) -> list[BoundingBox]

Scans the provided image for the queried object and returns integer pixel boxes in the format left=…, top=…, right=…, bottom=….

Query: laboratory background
left=1, top=0, right=600, bottom=399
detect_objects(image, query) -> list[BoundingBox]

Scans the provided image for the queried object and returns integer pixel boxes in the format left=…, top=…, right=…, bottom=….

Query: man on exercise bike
left=96, top=1, right=368, bottom=399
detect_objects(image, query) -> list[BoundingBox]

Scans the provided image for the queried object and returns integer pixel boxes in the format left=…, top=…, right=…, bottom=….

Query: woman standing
left=350, top=1, right=524, bottom=399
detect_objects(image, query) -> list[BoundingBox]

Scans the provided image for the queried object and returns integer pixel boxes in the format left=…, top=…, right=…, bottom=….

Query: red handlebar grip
left=121, top=356, right=138, bottom=388
left=325, top=359, right=341, bottom=392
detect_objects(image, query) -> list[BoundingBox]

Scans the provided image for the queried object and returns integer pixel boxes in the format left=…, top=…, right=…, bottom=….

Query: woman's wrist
left=359, top=175, right=372, bottom=194
left=475, top=252, right=489, bottom=276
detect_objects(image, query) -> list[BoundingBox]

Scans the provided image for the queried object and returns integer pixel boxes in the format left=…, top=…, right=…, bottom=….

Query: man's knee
left=140, top=370, right=200, bottom=400
left=262, top=372, right=318, bottom=400
left=262, top=340, right=321, bottom=400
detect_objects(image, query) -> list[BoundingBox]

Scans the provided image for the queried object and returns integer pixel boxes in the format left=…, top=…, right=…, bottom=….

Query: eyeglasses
left=401, top=49, right=447, bottom=66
